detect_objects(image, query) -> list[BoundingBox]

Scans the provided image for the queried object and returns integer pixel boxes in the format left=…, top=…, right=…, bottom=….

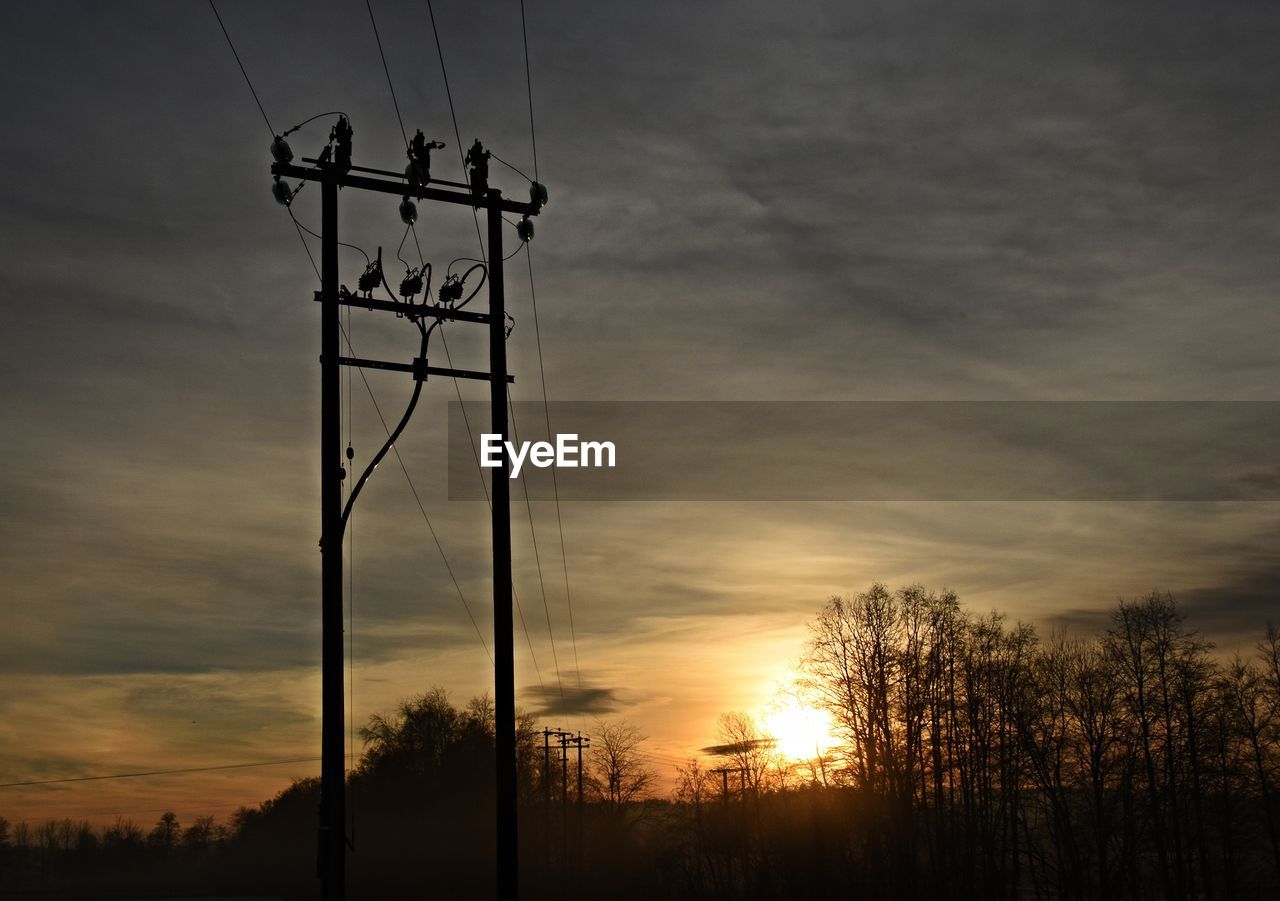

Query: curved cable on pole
left=283, top=111, right=353, bottom=137
left=339, top=321, right=434, bottom=539
left=453, top=263, right=487, bottom=310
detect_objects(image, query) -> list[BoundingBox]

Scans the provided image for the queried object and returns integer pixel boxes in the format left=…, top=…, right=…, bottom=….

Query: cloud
left=698, top=738, right=774, bottom=757
left=523, top=674, right=624, bottom=717
left=4, top=0, right=1280, bottom=815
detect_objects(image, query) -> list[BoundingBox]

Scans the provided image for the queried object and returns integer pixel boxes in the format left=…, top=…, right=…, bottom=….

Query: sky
left=2, top=0, right=1279, bottom=826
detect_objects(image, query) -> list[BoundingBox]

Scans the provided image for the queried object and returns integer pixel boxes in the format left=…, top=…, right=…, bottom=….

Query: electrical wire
left=519, top=0, right=540, bottom=184
left=396, top=224, right=414, bottom=273
left=512, top=0, right=579, bottom=693
left=207, top=0, right=275, bottom=138
left=447, top=242, right=527, bottom=275
left=426, top=0, right=486, bottom=257
left=508, top=397, right=564, bottom=700
left=437, top=327, right=545, bottom=692
left=0, top=758, right=321, bottom=789
left=209, top=0, right=495, bottom=749
left=287, top=207, right=322, bottom=282
left=490, top=150, right=533, bottom=185
left=291, top=214, right=371, bottom=265
left=416, top=2, right=564, bottom=697
left=339, top=321, right=492, bottom=664
left=283, top=111, right=352, bottom=137
left=365, top=0, right=410, bottom=152
left=338, top=326, right=431, bottom=537
left=408, top=223, right=425, bottom=267
left=361, top=1, right=429, bottom=277
left=286, top=216, right=490, bottom=664
left=526, top=247, right=582, bottom=690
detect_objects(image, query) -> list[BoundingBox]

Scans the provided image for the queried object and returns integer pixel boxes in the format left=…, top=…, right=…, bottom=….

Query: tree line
left=2, top=586, right=1277, bottom=900
left=660, top=586, right=1280, bottom=901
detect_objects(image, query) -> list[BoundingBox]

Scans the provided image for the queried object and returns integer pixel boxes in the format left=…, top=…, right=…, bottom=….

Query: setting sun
left=764, top=698, right=838, bottom=761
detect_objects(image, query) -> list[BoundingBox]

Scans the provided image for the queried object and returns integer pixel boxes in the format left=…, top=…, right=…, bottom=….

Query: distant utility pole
left=560, top=732, right=571, bottom=875
left=569, top=732, right=589, bottom=879
left=271, top=122, right=542, bottom=901
left=542, top=727, right=570, bottom=878
left=711, top=766, right=748, bottom=805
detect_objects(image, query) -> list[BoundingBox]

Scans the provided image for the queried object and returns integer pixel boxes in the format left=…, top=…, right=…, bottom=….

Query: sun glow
left=763, top=698, right=837, bottom=761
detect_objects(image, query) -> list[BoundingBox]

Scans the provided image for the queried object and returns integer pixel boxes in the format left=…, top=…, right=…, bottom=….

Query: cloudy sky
left=2, top=0, right=1278, bottom=825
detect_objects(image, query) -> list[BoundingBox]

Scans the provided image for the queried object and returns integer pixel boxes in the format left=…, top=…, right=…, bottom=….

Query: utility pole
left=571, top=733, right=589, bottom=881
left=271, top=126, right=542, bottom=901
left=488, top=187, right=517, bottom=901
left=560, top=731, right=570, bottom=876
left=710, top=766, right=747, bottom=806
left=542, top=727, right=569, bottom=880
left=319, top=162, right=344, bottom=901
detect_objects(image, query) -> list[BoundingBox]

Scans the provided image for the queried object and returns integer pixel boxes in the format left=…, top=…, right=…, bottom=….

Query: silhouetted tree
left=588, top=719, right=654, bottom=814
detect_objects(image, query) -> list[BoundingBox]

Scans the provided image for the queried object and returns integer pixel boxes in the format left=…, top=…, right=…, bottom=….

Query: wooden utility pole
left=572, top=733, right=589, bottom=880
left=272, top=135, right=542, bottom=901
left=488, top=189, right=517, bottom=901
left=319, top=164, right=344, bottom=901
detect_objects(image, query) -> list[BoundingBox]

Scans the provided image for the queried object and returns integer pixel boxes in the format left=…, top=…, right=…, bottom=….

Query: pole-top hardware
left=271, top=135, right=294, bottom=165
left=399, top=196, right=418, bottom=225
left=357, top=248, right=383, bottom=296
left=331, top=115, right=353, bottom=174
left=406, top=129, right=446, bottom=190
left=467, top=139, right=491, bottom=195
left=399, top=269, right=423, bottom=300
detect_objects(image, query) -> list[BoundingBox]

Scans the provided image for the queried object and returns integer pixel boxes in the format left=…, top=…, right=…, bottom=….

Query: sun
left=763, top=698, right=837, bottom=761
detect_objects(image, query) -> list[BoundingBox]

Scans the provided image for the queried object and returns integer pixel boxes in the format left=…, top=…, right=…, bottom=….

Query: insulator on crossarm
left=530, top=181, right=548, bottom=209
left=516, top=216, right=534, bottom=243
left=400, top=270, right=423, bottom=299
left=332, top=116, right=353, bottom=173
left=271, top=176, right=294, bottom=206
left=271, top=135, right=294, bottom=165
left=399, top=196, right=418, bottom=225
left=439, top=276, right=463, bottom=306
left=358, top=259, right=382, bottom=295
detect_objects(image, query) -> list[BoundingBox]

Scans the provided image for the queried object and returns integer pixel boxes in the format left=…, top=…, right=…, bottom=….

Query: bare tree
left=588, top=719, right=654, bottom=814
left=716, top=711, right=777, bottom=794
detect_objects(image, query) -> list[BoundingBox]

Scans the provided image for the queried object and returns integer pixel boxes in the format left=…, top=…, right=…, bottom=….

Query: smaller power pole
left=710, top=766, right=747, bottom=806
left=543, top=728, right=552, bottom=878
left=571, top=733, right=589, bottom=880
left=560, top=732, right=570, bottom=875
left=542, top=727, right=569, bottom=879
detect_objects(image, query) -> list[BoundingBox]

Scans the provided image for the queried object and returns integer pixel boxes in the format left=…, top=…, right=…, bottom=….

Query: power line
left=0, top=757, right=321, bottom=789
left=519, top=0, right=540, bottom=183
left=286, top=217, right=491, bottom=666
left=410, top=5, right=560, bottom=702
left=410, top=11, right=532, bottom=703
left=291, top=210, right=371, bottom=265
left=365, top=0, right=410, bottom=152
left=207, top=0, right=275, bottom=139
left=425, top=0, right=486, bottom=257
left=438, top=328, right=546, bottom=693
left=526, top=248, right=582, bottom=689
left=288, top=207, right=322, bottom=282
left=511, top=1, right=580, bottom=692
left=340, top=321, right=493, bottom=664
left=490, top=150, right=533, bottom=185
left=509, top=397, right=565, bottom=700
